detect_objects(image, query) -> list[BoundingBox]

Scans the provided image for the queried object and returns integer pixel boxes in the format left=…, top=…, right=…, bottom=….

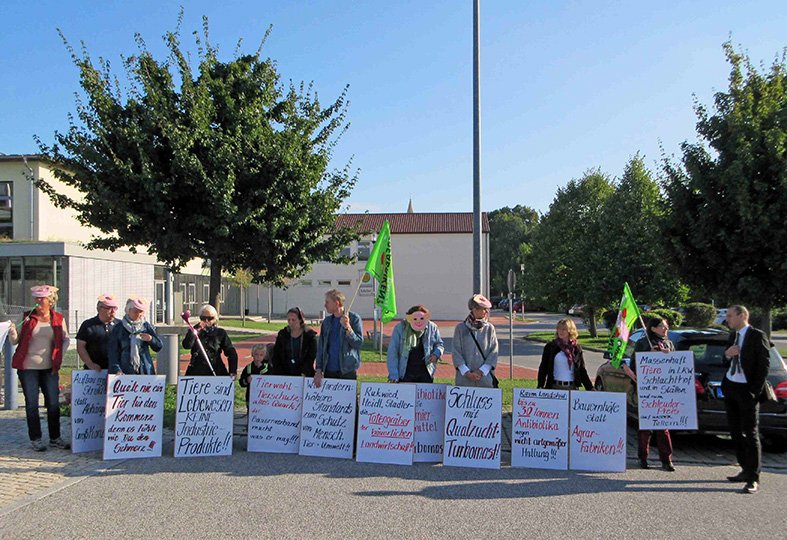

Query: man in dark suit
left=722, top=305, right=770, bottom=494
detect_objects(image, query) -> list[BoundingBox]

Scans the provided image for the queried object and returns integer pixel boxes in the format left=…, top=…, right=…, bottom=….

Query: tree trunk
left=209, top=260, right=222, bottom=315
left=757, top=305, right=772, bottom=340
left=586, top=306, right=598, bottom=338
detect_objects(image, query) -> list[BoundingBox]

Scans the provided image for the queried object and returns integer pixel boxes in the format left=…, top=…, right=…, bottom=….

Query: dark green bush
left=602, top=310, right=618, bottom=330
left=643, top=308, right=684, bottom=328
left=771, top=309, right=787, bottom=331
left=683, top=302, right=716, bottom=327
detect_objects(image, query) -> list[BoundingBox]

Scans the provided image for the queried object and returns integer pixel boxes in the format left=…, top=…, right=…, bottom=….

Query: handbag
left=468, top=329, right=499, bottom=388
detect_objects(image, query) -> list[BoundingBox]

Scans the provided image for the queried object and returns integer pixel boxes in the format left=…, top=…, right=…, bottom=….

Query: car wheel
left=762, top=434, right=787, bottom=454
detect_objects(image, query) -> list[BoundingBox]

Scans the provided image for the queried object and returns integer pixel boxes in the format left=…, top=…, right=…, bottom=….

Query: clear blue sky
left=1, top=1, right=784, bottom=214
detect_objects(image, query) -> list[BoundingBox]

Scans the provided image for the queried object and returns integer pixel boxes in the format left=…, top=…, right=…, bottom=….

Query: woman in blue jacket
left=387, top=305, right=444, bottom=383
left=108, top=297, right=163, bottom=375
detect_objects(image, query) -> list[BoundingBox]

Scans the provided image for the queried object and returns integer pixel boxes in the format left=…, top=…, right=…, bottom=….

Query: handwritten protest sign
left=103, top=375, right=165, bottom=460
left=511, top=388, right=569, bottom=470
left=637, top=351, right=698, bottom=430
left=413, top=384, right=447, bottom=462
left=0, top=321, right=11, bottom=347
left=356, top=383, right=415, bottom=465
left=569, top=391, right=627, bottom=472
left=299, top=378, right=357, bottom=459
left=175, top=376, right=234, bottom=458
left=247, top=375, right=303, bottom=453
left=443, top=386, right=502, bottom=469
left=71, top=370, right=108, bottom=453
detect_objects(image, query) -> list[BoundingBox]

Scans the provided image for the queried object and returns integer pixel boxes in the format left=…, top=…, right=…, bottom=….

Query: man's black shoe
left=726, top=472, right=747, bottom=482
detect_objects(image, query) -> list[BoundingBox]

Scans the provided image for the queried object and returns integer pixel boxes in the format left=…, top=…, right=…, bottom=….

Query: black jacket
left=271, top=327, right=317, bottom=377
left=725, top=326, right=770, bottom=399
left=537, top=340, right=593, bottom=390
left=183, top=326, right=238, bottom=376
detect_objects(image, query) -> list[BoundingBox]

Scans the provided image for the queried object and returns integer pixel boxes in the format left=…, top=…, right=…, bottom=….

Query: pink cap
left=97, top=294, right=119, bottom=308
left=31, top=285, right=58, bottom=298
left=127, top=296, right=149, bottom=311
left=470, top=294, right=492, bottom=309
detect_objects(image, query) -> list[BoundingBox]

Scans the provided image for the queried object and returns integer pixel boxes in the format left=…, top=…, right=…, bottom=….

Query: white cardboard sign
left=511, top=388, right=569, bottom=470
left=247, top=375, right=304, bottom=453
left=103, top=375, right=165, bottom=460
left=299, top=378, right=357, bottom=459
left=71, top=370, right=108, bottom=453
left=413, top=384, right=447, bottom=462
left=569, top=391, right=627, bottom=472
left=356, top=382, right=415, bottom=465
left=174, top=376, right=234, bottom=458
left=443, top=386, right=502, bottom=469
left=637, top=351, right=698, bottom=430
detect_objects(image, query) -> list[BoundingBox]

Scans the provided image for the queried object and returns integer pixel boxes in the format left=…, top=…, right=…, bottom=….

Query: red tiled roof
left=335, top=213, right=490, bottom=234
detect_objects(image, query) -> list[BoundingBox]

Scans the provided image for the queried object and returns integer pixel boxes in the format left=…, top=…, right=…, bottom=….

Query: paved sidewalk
left=0, top=411, right=124, bottom=516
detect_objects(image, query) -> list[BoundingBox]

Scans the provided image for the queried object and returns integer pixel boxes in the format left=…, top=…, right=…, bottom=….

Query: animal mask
left=406, top=311, right=429, bottom=331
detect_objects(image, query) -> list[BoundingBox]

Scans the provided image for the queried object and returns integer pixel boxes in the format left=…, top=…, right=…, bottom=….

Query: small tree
left=488, top=205, right=539, bottom=295
left=662, top=41, right=787, bottom=336
left=522, top=170, right=615, bottom=336
left=36, top=16, right=359, bottom=307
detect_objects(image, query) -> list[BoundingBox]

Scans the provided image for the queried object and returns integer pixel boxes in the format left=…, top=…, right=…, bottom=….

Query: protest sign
left=569, top=391, right=627, bottom=472
left=71, top=370, right=108, bottom=453
left=0, top=321, right=11, bottom=347
left=103, top=375, right=165, bottom=460
left=443, top=386, right=502, bottom=469
left=247, top=375, right=303, bottom=453
left=175, top=376, right=234, bottom=458
left=356, top=382, right=415, bottom=465
left=413, top=383, right=447, bottom=462
left=511, top=388, right=569, bottom=470
left=299, top=378, right=357, bottom=459
left=637, top=351, right=698, bottom=430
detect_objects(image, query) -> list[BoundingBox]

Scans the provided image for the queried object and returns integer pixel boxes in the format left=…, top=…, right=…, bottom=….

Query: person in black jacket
left=239, top=343, right=273, bottom=405
left=271, top=307, right=317, bottom=377
left=632, top=316, right=676, bottom=472
left=537, top=318, right=593, bottom=391
left=722, top=305, right=771, bottom=494
left=183, top=304, right=238, bottom=378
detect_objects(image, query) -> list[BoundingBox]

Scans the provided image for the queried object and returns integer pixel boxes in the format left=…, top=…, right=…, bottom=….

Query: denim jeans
left=18, top=369, right=61, bottom=442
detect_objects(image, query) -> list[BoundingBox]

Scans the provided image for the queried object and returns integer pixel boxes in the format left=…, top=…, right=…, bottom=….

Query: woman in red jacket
left=7, top=285, right=71, bottom=451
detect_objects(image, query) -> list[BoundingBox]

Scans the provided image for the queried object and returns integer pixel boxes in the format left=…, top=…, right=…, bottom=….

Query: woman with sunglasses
left=452, top=294, right=499, bottom=388
left=183, top=304, right=238, bottom=378
left=271, top=307, right=317, bottom=377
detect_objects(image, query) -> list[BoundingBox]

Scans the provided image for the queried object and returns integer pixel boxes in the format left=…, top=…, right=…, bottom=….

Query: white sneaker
left=31, top=439, right=47, bottom=451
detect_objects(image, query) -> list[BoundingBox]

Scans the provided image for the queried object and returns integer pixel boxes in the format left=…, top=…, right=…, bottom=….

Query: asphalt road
left=2, top=447, right=784, bottom=539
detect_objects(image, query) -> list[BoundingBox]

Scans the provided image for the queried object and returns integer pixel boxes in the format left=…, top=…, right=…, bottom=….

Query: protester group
left=6, top=284, right=772, bottom=493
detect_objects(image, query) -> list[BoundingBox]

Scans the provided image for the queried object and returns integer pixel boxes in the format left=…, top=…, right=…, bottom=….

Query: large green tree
left=36, top=17, right=359, bottom=308
left=600, top=155, right=688, bottom=309
left=522, top=170, right=615, bottom=336
left=488, top=205, right=539, bottom=295
left=662, top=41, right=786, bottom=335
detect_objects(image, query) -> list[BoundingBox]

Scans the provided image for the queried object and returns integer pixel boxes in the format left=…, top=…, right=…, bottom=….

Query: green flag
left=364, top=220, right=397, bottom=323
left=607, top=282, right=642, bottom=368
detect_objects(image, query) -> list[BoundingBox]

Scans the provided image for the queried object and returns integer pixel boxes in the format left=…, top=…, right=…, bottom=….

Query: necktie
left=731, top=332, right=742, bottom=375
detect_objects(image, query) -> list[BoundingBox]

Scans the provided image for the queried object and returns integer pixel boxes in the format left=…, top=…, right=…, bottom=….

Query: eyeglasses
left=99, top=305, right=118, bottom=311
left=200, top=316, right=215, bottom=321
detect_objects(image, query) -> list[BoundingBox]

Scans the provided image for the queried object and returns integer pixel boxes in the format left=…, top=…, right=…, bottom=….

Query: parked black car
left=594, top=328, right=787, bottom=453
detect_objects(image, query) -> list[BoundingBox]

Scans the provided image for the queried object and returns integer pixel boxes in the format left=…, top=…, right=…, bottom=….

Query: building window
left=357, top=241, right=372, bottom=261
left=203, top=283, right=209, bottom=302
left=0, top=182, right=12, bottom=239
left=339, top=245, right=352, bottom=258
left=299, top=280, right=312, bottom=287
left=318, top=280, right=332, bottom=287
left=337, top=280, right=351, bottom=286
left=188, top=283, right=196, bottom=304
